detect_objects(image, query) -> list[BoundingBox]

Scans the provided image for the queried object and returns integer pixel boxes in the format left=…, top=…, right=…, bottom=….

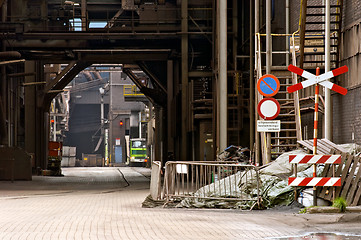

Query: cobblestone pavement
left=0, top=167, right=360, bottom=240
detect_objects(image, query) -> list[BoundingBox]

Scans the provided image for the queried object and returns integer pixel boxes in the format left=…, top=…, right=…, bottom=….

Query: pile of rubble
left=217, top=145, right=251, bottom=163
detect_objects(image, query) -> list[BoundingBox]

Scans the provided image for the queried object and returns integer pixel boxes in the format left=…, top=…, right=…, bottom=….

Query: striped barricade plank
left=289, top=155, right=341, bottom=164
left=288, top=177, right=341, bottom=187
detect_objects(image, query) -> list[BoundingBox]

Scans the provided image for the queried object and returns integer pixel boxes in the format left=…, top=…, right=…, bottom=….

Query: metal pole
left=313, top=67, right=320, bottom=206
left=250, top=0, right=254, bottom=152
left=286, top=0, right=290, bottom=65
left=325, top=0, right=332, bottom=140
left=139, top=111, right=142, bottom=138
left=219, top=0, right=228, bottom=151
left=266, top=0, right=272, bottom=163
left=255, top=0, right=260, bottom=165
left=53, top=99, right=56, bottom=141
left=81, top=0, right=87, bottom=31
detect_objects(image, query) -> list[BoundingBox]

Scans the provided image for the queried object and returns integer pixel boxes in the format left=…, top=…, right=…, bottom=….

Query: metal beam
left=137, top=61, right=167, bottom=94
left=0, top=59, right=25, bottom=65
left=44, top=61, right=76, bottom=93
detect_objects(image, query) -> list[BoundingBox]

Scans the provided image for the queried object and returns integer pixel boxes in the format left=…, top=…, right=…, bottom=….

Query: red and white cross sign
left=287, top=64, right=348, bottom=95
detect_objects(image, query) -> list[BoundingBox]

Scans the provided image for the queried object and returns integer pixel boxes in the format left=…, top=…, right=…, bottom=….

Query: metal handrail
left=163, top=161, right=261, bottom=208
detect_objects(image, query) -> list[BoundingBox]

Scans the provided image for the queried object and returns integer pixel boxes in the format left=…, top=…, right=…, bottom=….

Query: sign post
left=287, top=64, right=348, bottom=205
left=257, top=74, right=281, bottom=164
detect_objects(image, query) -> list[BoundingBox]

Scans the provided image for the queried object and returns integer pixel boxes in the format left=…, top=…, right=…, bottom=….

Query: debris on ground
left=216, top=145, right=250, bottom=163
left=177, top=149, right=325, bottom=210
left=142, top=194, right=166, bottom=208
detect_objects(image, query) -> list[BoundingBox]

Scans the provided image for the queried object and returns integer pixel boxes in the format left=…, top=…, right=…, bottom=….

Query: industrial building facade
left=0, top=0, right=360, bottom=176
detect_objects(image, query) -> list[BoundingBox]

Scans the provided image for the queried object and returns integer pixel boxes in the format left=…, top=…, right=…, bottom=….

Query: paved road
left=0, top=167, right=360, bottom=240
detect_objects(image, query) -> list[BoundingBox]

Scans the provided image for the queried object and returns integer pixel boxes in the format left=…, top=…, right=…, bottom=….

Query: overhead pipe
left=0, top=51, right=21, bottom=60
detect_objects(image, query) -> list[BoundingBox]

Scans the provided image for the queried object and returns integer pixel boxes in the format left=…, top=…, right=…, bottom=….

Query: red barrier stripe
left=313, top=121, right=318, bottom=130
left=287, top=83, right=303, bottom=93
left=299, top=155, right=313, bottom=164
left=333, top=156, right=342, bottom=164
left=331, top=84, right=347, bottom=95
left=316, top=177, right=330, bottom=186
left=332, top=65, right=348, bottom=77
left=317, top=155, right=331, bottom=164
left=315, top=103, right=319, bottom=111
left=335, top=178, right=341, bottom=186
left=288, top=177, right=296, bottom=185
left=289, top=155, right=297, bottom=162
left=299, top=178, right=313, bottom=186
left=288, top=64, right=304, bottom=76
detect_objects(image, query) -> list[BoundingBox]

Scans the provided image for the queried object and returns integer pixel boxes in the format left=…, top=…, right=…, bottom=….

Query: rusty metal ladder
left=299, top=0, right=343, bottom=70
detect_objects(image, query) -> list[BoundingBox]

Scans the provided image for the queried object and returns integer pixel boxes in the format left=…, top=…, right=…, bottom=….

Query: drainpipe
left=219, top=0, right=227, bottom=151
left=325, top=0, right=332, bottom=140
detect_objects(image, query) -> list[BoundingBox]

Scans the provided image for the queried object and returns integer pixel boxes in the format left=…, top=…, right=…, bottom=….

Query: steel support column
left=325, top=0, right=332, bottom=140
left=181, top=0, right=188, bottom=161
left=218, top=0, right=227, bottom=151
left=167, top=60, right=174, bottom=154
left=24, top=61, right=48, bottom=170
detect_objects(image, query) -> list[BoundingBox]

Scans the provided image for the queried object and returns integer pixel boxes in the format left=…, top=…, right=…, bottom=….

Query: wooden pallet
left=297, top=138, right=347, bottom=155
left=316, top=150, right=361, bottom=206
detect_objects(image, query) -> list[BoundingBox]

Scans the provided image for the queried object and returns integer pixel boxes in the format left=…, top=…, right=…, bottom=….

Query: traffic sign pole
left=313, top=68, right=320, bottom=206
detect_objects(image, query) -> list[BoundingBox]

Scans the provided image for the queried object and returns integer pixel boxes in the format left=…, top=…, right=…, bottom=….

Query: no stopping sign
left=257, top=98, right=280, bottom=120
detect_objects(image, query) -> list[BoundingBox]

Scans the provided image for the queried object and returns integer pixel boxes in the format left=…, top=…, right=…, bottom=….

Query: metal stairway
left=299, top=0, right=343, bottom=69
left=255, top=34, right=302, bottom=162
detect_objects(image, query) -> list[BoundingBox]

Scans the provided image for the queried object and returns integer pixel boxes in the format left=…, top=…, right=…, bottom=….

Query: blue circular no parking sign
left=257, top=74, right=280, bottom=97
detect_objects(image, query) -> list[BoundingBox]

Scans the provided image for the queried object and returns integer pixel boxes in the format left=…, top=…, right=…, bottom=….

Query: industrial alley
left=2, top=0, right=361, bottom=239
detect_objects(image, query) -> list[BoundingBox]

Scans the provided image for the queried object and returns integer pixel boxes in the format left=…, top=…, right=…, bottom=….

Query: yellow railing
left=123, top=85, right=144, bottom=96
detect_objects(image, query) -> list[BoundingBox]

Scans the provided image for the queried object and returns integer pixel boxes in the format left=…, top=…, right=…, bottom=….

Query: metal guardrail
left=162, top=161, right=261, bottom=206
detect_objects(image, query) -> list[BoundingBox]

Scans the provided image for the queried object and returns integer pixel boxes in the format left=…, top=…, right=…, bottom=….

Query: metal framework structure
left=0, top=0, right=252, bottom=172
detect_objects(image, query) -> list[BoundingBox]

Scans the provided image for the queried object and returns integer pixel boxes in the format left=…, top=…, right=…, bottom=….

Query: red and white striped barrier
left=287, top=64, right=348, bottom=95
left=288, top=177, right=341, bottom=187
left=289, top=155, right=342, bottom=164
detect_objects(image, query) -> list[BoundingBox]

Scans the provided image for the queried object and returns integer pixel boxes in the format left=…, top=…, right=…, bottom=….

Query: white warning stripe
left=289, top=155, right=341, bottom=164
